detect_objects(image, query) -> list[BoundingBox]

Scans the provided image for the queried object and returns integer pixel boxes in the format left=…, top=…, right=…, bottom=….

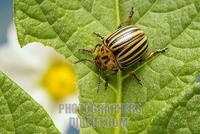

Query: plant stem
left=115, top=0, right=122, bottom=133
left=115, top=70, right=122, bottom=134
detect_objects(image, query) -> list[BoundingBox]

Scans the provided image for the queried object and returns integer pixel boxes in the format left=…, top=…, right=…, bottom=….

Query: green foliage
left=147, top=84, right=200, bottom=134
left=14, top=0, right=200, bottom=133
left=0, top=71, right=60, bottom=134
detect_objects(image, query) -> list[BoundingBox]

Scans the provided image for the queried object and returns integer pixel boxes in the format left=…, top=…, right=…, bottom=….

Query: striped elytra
left=95, top=25, right=148, bottom=70
left=76, top=7, right=168, bottom=92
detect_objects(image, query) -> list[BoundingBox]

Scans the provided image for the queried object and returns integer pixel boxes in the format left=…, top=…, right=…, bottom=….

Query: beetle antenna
left=74, top=59, right=94, bottom=64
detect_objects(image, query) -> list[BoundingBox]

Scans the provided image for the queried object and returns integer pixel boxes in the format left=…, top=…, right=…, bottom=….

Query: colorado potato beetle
left=76, top=7, right=168, bottom=92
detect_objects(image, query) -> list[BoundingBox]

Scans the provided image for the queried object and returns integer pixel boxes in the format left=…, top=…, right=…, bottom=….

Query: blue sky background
left=0, top=0, right=13, bottom=45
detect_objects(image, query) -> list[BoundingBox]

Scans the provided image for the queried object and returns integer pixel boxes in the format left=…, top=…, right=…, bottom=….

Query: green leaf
left=14, top=0, right=200, bottom=133
left=0, top=71, right=60, bottom=134
left=147, top=84, right=200, bottom=134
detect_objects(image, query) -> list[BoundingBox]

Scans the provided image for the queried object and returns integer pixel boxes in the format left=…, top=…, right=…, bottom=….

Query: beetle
left=75, top=7, right=168, bottom=92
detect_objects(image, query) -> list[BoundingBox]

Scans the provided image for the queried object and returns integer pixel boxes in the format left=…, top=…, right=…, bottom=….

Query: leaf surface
left=14, top=0, right=200, bottom=133
left=0, top=71, right=60, bottom=134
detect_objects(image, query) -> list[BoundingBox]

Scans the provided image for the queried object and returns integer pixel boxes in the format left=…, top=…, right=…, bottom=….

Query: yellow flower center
left=42, top=62, right=76, bottom=100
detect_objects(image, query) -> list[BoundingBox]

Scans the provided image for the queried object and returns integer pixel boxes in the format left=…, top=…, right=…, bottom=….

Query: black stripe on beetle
left=76, top=7, right=168, bottom=92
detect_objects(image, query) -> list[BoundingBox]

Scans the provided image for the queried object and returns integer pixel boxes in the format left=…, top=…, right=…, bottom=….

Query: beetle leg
left=79, top=44, right=101, bottom=53
left=93, top=32, right=105, bottom=40
left=97, top=68, right=102, bottom=93
left=142, top=48, right=168, bottom=62
left=74, top=58, right=94, bottom=64
left=118, top=7, right=134, bottom=29
left=79, top=48, right=93, bottom=53
left=103, top=70, right=117, bottom=91
left=128, top=72, right=142, bottom=86
left=114, top=70, right=118, bottom=75
left=104, top=77, right=109, bottom=91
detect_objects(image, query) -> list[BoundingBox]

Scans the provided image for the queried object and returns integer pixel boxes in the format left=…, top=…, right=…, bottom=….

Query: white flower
left=0, top=24, right=79, bottom=133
